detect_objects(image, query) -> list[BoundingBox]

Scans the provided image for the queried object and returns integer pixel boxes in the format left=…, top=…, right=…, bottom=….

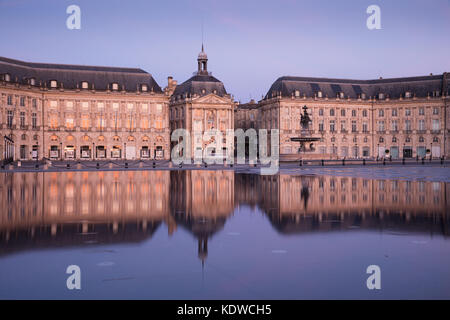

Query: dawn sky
left=0, top=0, right=449, bottom=101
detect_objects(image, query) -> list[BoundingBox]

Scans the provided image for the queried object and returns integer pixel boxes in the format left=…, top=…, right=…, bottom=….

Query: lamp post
left=430, top=142, right=433, bottom=161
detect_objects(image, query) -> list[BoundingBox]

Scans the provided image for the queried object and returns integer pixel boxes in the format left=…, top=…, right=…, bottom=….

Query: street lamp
left=430, top=142, right=433, bottom=161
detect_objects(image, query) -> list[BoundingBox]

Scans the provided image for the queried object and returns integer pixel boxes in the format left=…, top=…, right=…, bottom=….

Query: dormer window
left=339, top=92, right=345, bottom=99
left=201, top=89, right=206, bottom=94
left=361, top=93, right=366, bottom=99
left=295, top=90, right=300, bottom=97
left=50, top=80, right=58, bottom=88
left=141, top=84, right=148, bottom=92
left=378, top=93, right=385, bottom=100
left=213, top=89, right=217, bottom=94
left=4, top=73, right=11, bottom=82
left=112, top=83, right=119, bottom=91
left=30, top=78, right=36, bottom=86
left=405, top=91, right=412, bottom=98
left=81, top=81, right=89, bottom=89
left=317, top=91, right=322, bottom=98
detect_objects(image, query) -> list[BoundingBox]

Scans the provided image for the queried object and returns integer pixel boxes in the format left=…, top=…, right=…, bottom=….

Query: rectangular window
left=379, top=109, right=384, bottom=117
left=330, top=120, right=335, bottom=132
left=418, top=119, right=425, bottom=131
left=432, top=119, right=440, bottom=131
left=352, top=110, right=356, bottom=117
left=66, top=118, right=74, bottom=129
left=419, top=107, right=425, bottom=115
left=155, top=119, right=163, bottom=130
left=362, top=109, right=367, bottom=117
left=141, top=104, right=148, bottom=112
left=66, top=101, right=73, bottom=109
left=49, top=115, right=58, bottom=128
left=377, top=121, right=385, bottom=131
left=112, top=103, right=119, bottom=111
left=433, top=107, right=439, bottom=115
left=340, top=121, right=346, bottom=132
left=392, top=108, right=397, bottom=116
left=341, top=109, right=345, bottom=117
left=32, top=99, right=37, bottom=108
left=7, top=110, right=13, bottom=128
left=351, top=121, right=357, bottom=132
left=391, top=120, right=398, bottom=131
left=330, top=109, right=335, bottom=116
left=20, top=97, right=25, bottom=107
left=50, top=100, right=58, bottom=109
left=32, top=113, right=37, bottom=129
left=141, top=117, right=149, bottom=129
left=81, top=115, right=90, bottom=129
left=81, top=102, right=89, bottom=110
left=7, top=95, right=13, bottom=105
left=97, top=118, right=106, bottom=129
left=405, top=119, right=412, bottom=131
left=405, top=108, right=411, bottom=116
left=20, top=112, right=25, bottom=127
left=363, top=147, right=370, bottom=157
left=97, top=102, right=104, bottom=111
left=156, top=104, right=163, bottom=114
left=318, top=120, right=324, bottom=132
left=362, top=122, right=368, bottom=133
left=319, top=109, right=324, bottom=116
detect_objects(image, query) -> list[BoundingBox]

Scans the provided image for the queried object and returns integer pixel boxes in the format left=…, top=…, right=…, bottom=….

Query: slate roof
left=171, top=73, right=228, bottom=100
left=0, top=56, right=163, bottom=93
left=265, top=74, right=449, bottom=99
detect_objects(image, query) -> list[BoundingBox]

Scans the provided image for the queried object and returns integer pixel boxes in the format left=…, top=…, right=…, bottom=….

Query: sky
left=0, top=0, right=449, bottom=102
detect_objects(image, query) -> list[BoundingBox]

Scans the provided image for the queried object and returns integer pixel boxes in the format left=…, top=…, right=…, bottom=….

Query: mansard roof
left=0, top=56, right=162, bottom=93
left=171, top=73, right=228, bottom=100
left=265, top=73, right=449, bottom=100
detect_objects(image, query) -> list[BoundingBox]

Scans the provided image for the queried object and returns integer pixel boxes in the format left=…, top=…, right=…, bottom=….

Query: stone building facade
left=0, top=57, right=170, bottom=162
left=169, top=47, right=235, bottom=160
left=254, top=74, right=450, bottom=160
left=2, top=54, right=449, bottom=162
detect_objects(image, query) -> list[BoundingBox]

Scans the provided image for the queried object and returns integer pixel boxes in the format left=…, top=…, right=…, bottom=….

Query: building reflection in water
left=0, top=171, right=448, bottom=260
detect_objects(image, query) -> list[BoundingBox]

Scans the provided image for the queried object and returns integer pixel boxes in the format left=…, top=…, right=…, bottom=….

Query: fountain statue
left=290, top=105, right=321, bottom=158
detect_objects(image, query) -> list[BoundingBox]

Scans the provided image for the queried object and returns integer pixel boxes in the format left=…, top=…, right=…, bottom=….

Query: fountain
left=290, top=105, right=321, bottom=160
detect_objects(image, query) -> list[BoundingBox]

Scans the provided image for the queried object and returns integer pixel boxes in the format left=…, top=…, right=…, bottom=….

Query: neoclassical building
left=1, top=52, right=449, bottom=162
left=251, top=74, right=450, bottom=160
left=169, top=46, right=235, bottom=159
left=0, top=56, right=171, bottom=161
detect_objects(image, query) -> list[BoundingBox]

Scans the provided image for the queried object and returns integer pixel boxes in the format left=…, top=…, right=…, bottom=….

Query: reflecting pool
left=0, top=170, right=449, bottom=299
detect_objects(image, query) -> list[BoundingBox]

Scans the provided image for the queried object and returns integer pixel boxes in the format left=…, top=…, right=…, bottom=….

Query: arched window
left=433, top=137, right=439, bottom=143
left=379, top=137, right=384, bottom=143
left=392, top=137, right=397, bottom=143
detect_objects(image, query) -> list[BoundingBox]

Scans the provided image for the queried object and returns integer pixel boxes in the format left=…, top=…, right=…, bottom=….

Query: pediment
left=193, top=93, right=229, bottom=104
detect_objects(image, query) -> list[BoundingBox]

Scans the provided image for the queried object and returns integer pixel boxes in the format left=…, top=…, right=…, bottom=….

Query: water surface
left=0, top=170, right=449, bottom=299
